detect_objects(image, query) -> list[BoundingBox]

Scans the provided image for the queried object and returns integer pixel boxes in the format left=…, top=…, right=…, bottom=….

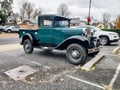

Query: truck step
left=35, top=46, right=54, bottom=50
left=41, top=47, right=54, bottom=50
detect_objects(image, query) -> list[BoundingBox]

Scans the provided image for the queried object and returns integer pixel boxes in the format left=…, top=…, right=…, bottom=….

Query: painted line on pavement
left=66, top=75, right=105, bottom=90
left=109, top=63, right=120, bottom=88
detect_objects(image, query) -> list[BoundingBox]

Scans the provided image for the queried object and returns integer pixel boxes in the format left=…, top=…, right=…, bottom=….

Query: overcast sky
left=13, top=0, right=120, bottom=21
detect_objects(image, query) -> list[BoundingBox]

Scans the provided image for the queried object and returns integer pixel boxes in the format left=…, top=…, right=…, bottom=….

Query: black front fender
left=55, top=36, right=89, bottom=50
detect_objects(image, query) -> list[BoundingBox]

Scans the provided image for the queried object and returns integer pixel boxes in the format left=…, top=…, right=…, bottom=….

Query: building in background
left=96, top=22, right=105, bottom=29
left=19, top=19, right=38, bottom=30
left=70, top=18, right=87, bottom=26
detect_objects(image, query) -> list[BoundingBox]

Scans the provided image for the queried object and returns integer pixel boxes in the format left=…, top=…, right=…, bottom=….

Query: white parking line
left=109, top=63, right=120, bottom=88
left=66, top=75, right=105, bottom=90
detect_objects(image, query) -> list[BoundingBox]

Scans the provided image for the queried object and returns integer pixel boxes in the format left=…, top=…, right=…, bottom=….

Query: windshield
left=4, top=26, right=10, bottom=28
left=54, top=17, right=70, bottom=27
left=92, top=26, right=102, bottom=31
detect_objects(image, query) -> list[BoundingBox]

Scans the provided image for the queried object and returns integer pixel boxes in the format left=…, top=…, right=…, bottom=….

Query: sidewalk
left=0, top=32, right=18, bottom=38
left=0, top=44, right=22, bottom=52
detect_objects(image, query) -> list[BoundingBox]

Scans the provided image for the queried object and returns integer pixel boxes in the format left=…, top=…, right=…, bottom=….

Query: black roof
left=39, top=14, right=70, bottom=20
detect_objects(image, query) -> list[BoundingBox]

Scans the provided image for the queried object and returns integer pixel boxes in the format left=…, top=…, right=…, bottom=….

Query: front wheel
left=23, top=39, right=34, bottom=54
left=100, top=36, right=109, bottom=45
left=66, top=44, right=87, bottom=65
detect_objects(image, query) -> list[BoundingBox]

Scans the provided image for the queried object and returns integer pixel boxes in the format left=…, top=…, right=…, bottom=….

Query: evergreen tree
left=0, top=11, right=7, bottom=24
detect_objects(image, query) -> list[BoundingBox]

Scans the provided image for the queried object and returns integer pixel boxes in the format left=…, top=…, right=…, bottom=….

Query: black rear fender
left=21, top=34, right=34, bottom=45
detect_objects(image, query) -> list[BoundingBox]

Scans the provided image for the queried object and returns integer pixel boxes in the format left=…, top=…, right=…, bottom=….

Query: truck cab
left=19, top=15, right=100, bottom=65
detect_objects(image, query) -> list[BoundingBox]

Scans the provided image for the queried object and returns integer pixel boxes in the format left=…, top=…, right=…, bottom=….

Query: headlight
left=82, top=28, right=93, bottom=37
left=108, top=33, right=117, bottom=35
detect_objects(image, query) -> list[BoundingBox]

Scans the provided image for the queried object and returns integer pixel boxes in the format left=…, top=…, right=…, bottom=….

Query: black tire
left=100, top=36, right=109, bottom=45
left=7, top=29, right=11, bottom=33
left=66, top=44, right=87, bottom=65
left=23, top=39, right=33, bottom=54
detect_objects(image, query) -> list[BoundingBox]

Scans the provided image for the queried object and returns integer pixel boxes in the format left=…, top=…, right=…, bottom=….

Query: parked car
left=2, top=25, right=10, bottom=32
left=77, top=25, right=119, bottom=45
left=19, top=15, right=100, bottom=65
left=0, top=25, right=2, bottom=33
left=0, top=25, right=4, bottom=31
left=3, top=26, right=20, bottom=33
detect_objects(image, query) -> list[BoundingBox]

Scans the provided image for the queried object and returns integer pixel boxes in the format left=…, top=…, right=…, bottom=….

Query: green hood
left=60, top=27, right=84, bottom=39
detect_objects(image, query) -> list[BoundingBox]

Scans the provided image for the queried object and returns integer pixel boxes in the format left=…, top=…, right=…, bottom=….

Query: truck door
left=38, top=17, right=54, bottom=44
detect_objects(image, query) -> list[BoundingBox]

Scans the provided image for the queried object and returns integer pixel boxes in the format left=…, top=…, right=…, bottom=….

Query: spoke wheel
left=66, top=44, right=87, bottom=65
left=23, top=39, right=33, bottom=54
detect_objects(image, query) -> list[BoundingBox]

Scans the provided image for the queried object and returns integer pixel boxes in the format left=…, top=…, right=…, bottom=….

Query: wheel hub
left=101, top=39, right=106, bottom=45
left=25, top=44, right=30, bottom=51
left=100, top=37, right=107, bottom=45
left=71, top=50, right=80, bottom=59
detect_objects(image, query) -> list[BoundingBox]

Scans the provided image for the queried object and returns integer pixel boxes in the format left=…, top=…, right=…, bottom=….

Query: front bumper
left=109, top=34, right=119, bottom=42
left=87, top=36, right=100, bottom=54
left=109, top=39, right=119, bottom=43
left=88, top=47, right=100, bottom=54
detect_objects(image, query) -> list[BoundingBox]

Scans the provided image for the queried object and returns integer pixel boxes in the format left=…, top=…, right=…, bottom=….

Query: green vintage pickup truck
left=19, top=15, right=100, bottom=65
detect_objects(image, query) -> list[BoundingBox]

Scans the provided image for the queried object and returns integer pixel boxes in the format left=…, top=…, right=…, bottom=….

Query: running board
left=35, top=46, right=55, bottom=50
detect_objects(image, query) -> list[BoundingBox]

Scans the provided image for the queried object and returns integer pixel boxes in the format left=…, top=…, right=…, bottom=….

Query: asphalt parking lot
left=0, top=34, right=120, bottom=90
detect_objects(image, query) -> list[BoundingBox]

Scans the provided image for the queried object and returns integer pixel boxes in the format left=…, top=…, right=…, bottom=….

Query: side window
left=40, top=17, right=52, bottom=27
left=54, top=17, right=69, bottom=27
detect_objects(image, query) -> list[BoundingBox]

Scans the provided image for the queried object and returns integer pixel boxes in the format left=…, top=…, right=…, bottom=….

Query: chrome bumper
left=88, top=47, right=100, bottom=54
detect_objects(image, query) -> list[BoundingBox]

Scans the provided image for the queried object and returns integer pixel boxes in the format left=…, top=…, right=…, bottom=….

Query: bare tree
left=32, top=7, right=43, bottom=19
left=57, top=3, right=71, bottom=17
left=12, top=13, right=19, bottom=24
left=20, top=1, right=34, bottom=20
left=19, top=1, right=43, bottom=21
left=20, top=8, right=25, bottom=22
left=102, top=13, right=110, bottom=28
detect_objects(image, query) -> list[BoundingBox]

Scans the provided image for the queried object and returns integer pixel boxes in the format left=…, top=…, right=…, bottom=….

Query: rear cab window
left=40, top=16, right=53, bottom=27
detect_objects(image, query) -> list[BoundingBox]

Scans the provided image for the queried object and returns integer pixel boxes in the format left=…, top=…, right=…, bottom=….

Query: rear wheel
left=100, top=36, right=109, bottom=45
left=66, top=44, right=87, bottom=65
left=23, top=39, right=33, bottom=54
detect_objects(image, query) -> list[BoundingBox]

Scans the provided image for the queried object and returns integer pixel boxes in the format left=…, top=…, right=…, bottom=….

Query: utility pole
left=88, top=0, right=92, bottom=25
